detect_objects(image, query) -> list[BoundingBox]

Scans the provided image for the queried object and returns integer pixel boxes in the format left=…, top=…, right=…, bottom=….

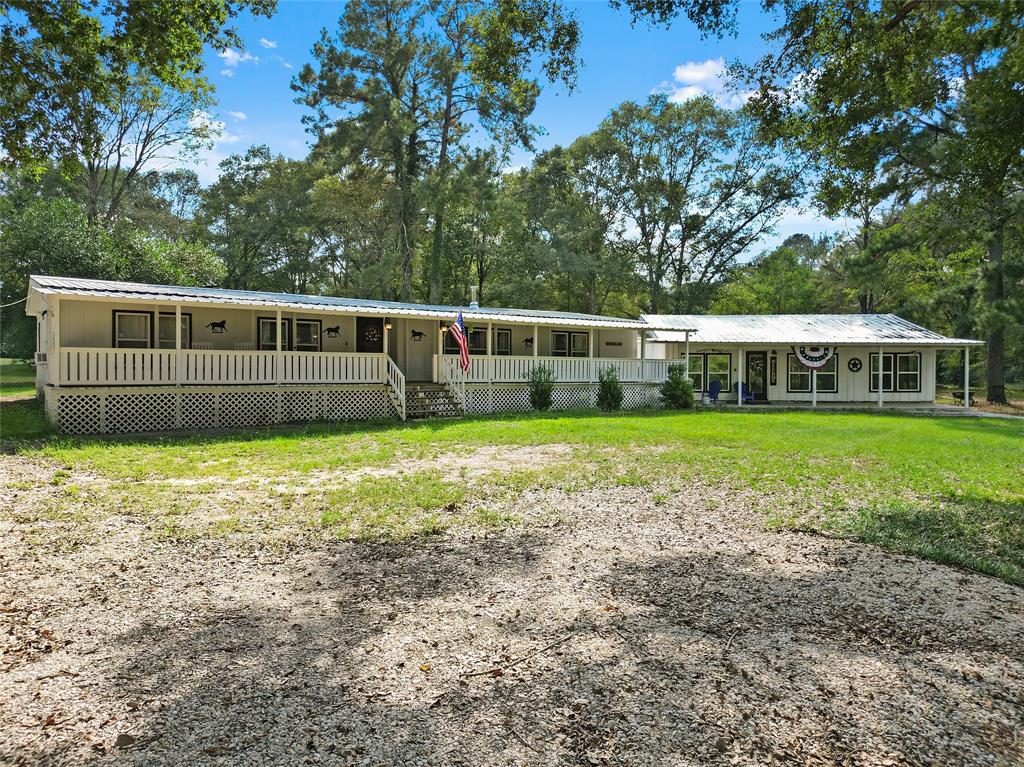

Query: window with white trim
left=443, top=325, right=488, bottom=355
left=896, top=353, right=920, bottom=391
left=788, top=354, right=811, bottom=392
left=870, top=353, right=921, bottom=392
left=706, top=353, right=731, bottom=391
left=788, top=354, right=838, bottom=393
left=683, top=353, right=705, bottom=391
left=816, top=355, right=838, bottom=392
left=494, top=327, right=512, bottom=355
left=258, top=317, right=291, bottom=350
left=295, top=319, right=321, bottom=352
left=157, top=314, right=191, bottom=349
left=114, top=311, right=150, bottom=348
left=552, top=331, right=589, bottom=357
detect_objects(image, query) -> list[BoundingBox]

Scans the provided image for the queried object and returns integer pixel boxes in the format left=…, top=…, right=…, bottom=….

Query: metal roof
left=641, top=314, right=983, bottom=346
left=28, top=275, right=647, bottom=329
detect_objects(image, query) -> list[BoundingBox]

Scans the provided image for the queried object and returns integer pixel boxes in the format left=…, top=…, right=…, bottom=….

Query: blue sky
left=191, top=0, right=850, bottom=254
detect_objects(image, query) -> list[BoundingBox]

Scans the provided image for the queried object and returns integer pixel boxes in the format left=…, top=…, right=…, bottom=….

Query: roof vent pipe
left=468, top=285, right=479, bottom=309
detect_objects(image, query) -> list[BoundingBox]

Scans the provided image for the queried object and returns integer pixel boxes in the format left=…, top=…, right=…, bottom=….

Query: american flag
left=448, top=312, right=470, bottom=372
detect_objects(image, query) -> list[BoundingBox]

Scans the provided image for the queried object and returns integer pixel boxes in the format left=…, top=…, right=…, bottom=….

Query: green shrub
left=526, top=364, right=555, bottom=411
left=597, top=366, right=624, bottom=411
left=660, top=364, right=695, bottom=409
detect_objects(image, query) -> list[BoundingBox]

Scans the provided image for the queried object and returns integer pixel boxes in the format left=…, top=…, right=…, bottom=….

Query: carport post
left=963, top=345, right=970, bottom=410
left=811, top=368, right=817, bottom=408
left=737, top=348, right=744, bottom=407
left=877, top=345, right=884, bottom=408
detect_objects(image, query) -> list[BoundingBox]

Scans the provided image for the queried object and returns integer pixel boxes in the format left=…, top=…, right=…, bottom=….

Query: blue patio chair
left=708, top=380, right=722, bottom=403
left=735, top=381, right=755, bottom=404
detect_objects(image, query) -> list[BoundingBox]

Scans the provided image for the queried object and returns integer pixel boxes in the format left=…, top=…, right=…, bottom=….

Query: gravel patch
left=1, top=459, right=1022, bottom=766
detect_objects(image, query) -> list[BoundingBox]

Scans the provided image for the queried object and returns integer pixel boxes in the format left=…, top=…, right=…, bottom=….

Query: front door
left=746, top=352, right=768, bottom=402
left=355, top=317, right=384, bottom=353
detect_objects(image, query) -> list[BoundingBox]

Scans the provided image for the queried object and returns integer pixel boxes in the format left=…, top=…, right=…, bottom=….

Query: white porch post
left=877, top=345, right=884, bottom=408
left=383, top=318, right=389, bottom=356
left=52, top=297, right=61, bottom=388
left=173, top=304, right=183, bottom=427
left=588, top=329, right=595, bottom=385
left=486, top=321, right=494, bottom=412
left=963, top=345, right=970, bottom=410
left=532, top=324, right=538, bottom=359
left=811, top=367, right=817, bottom=409
left=174, top=304, right=182, bottom=385
left=684, top=331, right=690, bottom=384
left=276, top=308, right=283, bottom=384
left=737, top=348, right=744, bottom=406
left=640, top=330, right=647, bottom=382
left=436, top=321, right=444, bottom=383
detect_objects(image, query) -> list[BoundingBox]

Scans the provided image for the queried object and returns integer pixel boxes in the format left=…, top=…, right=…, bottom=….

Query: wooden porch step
left=405, top=382, right=464, bottom=420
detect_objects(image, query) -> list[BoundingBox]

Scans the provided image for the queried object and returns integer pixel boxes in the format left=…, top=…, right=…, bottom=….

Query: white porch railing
left=57, top=348, right=386, bottom=386
left=385, top=355, right=406, bottom=421
left=439, top=355, right=467, bottom=410
left=438, top=355, right=672, bottom=384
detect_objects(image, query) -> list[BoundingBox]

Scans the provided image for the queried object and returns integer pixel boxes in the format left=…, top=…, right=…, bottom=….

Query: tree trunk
left=985, top=225, right=1006, bottom=403
left=397, top=125, right=419, bottom=302
left=427, top=82, right=455, bottom=304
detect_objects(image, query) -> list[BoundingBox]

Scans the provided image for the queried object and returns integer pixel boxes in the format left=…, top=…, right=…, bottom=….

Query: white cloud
left=673, top=58, right=726, bottom=86
left=220, top=69, right=234, bottom=78
left=217, top=48, right=258, bottom=69
left=668, top=85, right=707, bottom=103
left=659, top=57, right=755, bottom=109
left=227, top=110, right=247, bottom=121
left=259, top=38, right=278, bottom=49
left=273, top=54, right=294, bottom=70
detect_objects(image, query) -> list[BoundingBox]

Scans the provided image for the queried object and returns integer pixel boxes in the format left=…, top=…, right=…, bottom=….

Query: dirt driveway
left=2, top=459, right=1022, bottom=766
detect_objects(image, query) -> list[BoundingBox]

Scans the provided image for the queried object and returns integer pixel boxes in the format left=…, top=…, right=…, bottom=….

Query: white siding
left=660, top=344, right=937, bottom=403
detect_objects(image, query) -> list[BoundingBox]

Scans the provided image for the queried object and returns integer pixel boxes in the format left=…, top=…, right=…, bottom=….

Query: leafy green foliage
left=712, top=236, right=831, bottom=314
left=659, top=365, right=695, bottom=409
left=1, top=0, right=275, bottom=169
left=596, top=366, right=624, bottom=411
left=0, top=196, right=224, bottom=358
left=526, top=364, right=554, bottom=411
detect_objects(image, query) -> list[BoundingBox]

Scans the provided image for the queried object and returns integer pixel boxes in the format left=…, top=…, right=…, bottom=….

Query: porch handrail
left=439, top=355, right=467, bottom=410
left=384, top=355, right=406, bottom=421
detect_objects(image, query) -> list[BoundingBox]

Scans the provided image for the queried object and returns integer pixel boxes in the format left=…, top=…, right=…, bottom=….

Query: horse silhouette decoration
left=206, top=320, right=227, bottom=333
left=325, top=326, right=340, bottom=338
left=410, top=329, right=425, bottom=341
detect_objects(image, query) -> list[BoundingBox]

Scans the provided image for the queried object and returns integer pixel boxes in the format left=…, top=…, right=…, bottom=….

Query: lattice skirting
left=464, top=384, right=662, bottom=415
left=44, top=385, right=396, bottom=435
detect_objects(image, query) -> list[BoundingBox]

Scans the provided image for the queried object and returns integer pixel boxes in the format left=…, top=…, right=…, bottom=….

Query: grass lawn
left=2, top=380, right=1022, bottom=584
left=0, top=359, right=37, bottom=398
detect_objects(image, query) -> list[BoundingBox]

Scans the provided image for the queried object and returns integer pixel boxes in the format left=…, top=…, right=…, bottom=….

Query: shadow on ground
left=6, top=484, right=1023, bottom=766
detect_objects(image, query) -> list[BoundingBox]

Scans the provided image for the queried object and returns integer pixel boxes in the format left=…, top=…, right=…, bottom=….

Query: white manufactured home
left=642, top=314, right=982, bottom=407
left=26, top=276, right=667, bottom=433
left=25, top=276, right=981, bottom=434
